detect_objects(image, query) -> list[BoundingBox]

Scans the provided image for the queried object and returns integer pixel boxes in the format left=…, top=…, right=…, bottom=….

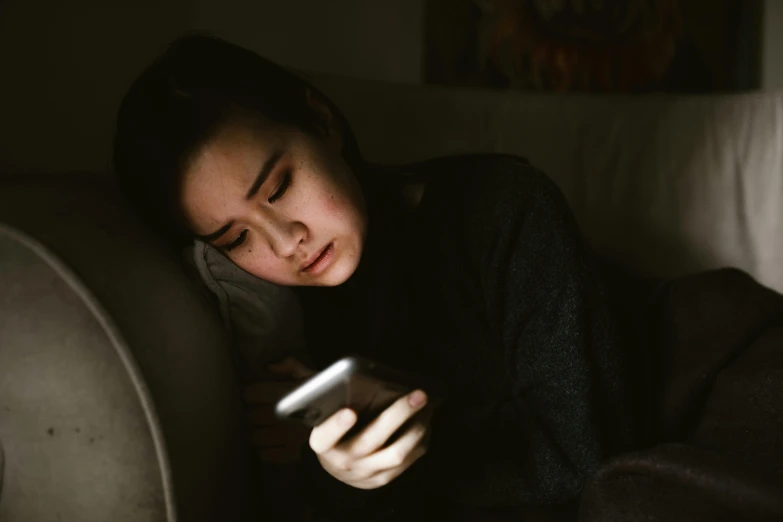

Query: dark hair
left=113, top=33, right=364, bottom=244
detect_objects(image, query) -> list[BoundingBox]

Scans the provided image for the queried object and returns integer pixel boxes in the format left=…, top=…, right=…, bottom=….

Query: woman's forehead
left=180, top=157, right=243, bottom=235
left=186, top=115, right=283, bottom=186
left=179, top=115, right=293, bottom=233
left=179, top=125, right=257, bottom=229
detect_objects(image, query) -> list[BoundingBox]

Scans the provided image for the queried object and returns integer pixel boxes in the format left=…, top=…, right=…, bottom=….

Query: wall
left=192, top=0, right=423, bottom=84
left=761, top=0, right=783, bottom=89
left=0, top=0, right=423, bottom=177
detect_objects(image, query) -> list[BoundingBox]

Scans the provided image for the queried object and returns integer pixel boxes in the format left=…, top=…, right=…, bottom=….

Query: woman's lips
left=302, top=243, right=335, bottom=275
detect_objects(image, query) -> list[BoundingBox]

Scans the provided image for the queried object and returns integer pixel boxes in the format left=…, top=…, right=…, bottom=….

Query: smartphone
left=275, top=355, right=444, bottom=427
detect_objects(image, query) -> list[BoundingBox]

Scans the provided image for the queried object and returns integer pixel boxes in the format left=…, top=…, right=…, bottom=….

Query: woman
left=113, top=35, right=783, bottom=522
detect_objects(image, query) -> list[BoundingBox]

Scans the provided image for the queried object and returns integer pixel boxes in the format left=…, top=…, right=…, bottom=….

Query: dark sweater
left=296, top=155, right=642, bottom=519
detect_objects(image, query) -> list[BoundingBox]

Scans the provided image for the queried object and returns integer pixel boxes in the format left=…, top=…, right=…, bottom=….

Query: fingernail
left=339, top=409, right=355, bottom=427
left=408, top=390, right=427, bottom=408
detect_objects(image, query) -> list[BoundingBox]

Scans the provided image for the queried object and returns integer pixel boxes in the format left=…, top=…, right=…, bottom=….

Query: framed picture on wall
left=425, top=0, right=762, bottom=93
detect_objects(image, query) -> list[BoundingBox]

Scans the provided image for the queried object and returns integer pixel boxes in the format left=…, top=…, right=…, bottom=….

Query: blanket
left=581, top=267, right=783, bottom=521
left=444, top=268, right=783, bottom=522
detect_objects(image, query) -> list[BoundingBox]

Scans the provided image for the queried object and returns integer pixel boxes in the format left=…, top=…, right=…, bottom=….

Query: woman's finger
left=357, top=419, right=428, bottom=473
left=363, top=443, right=428, bottom=489
left=349, top=390, right=428, bottom=457
left=309, top=409, right=357, bottom=455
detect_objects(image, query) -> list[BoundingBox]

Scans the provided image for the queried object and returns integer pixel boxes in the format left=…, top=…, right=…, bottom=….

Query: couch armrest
left=0, top=176, right=258, bottom=522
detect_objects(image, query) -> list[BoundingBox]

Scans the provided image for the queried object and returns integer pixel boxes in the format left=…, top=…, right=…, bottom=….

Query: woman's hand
left=309, top=390, right=432, bottom=489
left=244, top=356, right=314, bottom=464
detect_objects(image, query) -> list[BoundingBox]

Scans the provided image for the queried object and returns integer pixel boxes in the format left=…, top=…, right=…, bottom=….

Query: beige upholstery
left=313, top=76, right=783, bottom=293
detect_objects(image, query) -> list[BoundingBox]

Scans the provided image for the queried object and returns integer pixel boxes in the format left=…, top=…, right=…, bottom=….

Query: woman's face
left=180, top=108, right=368, bottom=287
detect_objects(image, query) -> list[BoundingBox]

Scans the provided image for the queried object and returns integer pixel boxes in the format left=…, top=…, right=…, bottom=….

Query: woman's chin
left=312, top=257, right=359, bottom=287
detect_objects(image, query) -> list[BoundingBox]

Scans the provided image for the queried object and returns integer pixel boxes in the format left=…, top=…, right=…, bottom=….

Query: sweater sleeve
left=470, top=158, right=634, bottom=504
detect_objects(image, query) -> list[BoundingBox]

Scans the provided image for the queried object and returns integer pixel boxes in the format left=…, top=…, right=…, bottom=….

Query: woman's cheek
left=323, top=188, right=359, bottom=222
left=231, top=238, right=264, bottom=273
left=242, top=254, right=285, bottom=282
left=317, top=187, right=339, bottom=215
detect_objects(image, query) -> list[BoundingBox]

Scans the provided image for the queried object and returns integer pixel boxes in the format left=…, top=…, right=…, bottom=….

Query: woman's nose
left=266, top=220, right=306, bottom=259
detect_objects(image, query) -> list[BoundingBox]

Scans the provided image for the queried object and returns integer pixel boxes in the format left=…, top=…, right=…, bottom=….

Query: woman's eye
left=268, top=171, right=291, bottom=203
left=225, top=229, right=248, bottom=251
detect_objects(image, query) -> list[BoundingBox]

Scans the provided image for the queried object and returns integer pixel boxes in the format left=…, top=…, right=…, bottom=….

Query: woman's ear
left=306, top=89, right=344, bottom=151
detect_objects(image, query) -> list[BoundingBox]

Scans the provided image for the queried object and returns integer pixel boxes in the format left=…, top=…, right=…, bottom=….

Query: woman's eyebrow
left=198, top=221, right=234, bottom=242
left=245, top=149, right=283, bottom=200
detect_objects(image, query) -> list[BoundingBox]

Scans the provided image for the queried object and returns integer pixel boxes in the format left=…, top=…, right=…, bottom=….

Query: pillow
left=190, top=240, right=310, bottom=381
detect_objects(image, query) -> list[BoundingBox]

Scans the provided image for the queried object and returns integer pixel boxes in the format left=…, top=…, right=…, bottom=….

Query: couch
left=0, top=75, right=781, bottom=521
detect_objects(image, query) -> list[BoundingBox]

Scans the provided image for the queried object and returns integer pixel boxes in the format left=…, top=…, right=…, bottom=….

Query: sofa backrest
left=313, top=76, right=783, bottom=294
